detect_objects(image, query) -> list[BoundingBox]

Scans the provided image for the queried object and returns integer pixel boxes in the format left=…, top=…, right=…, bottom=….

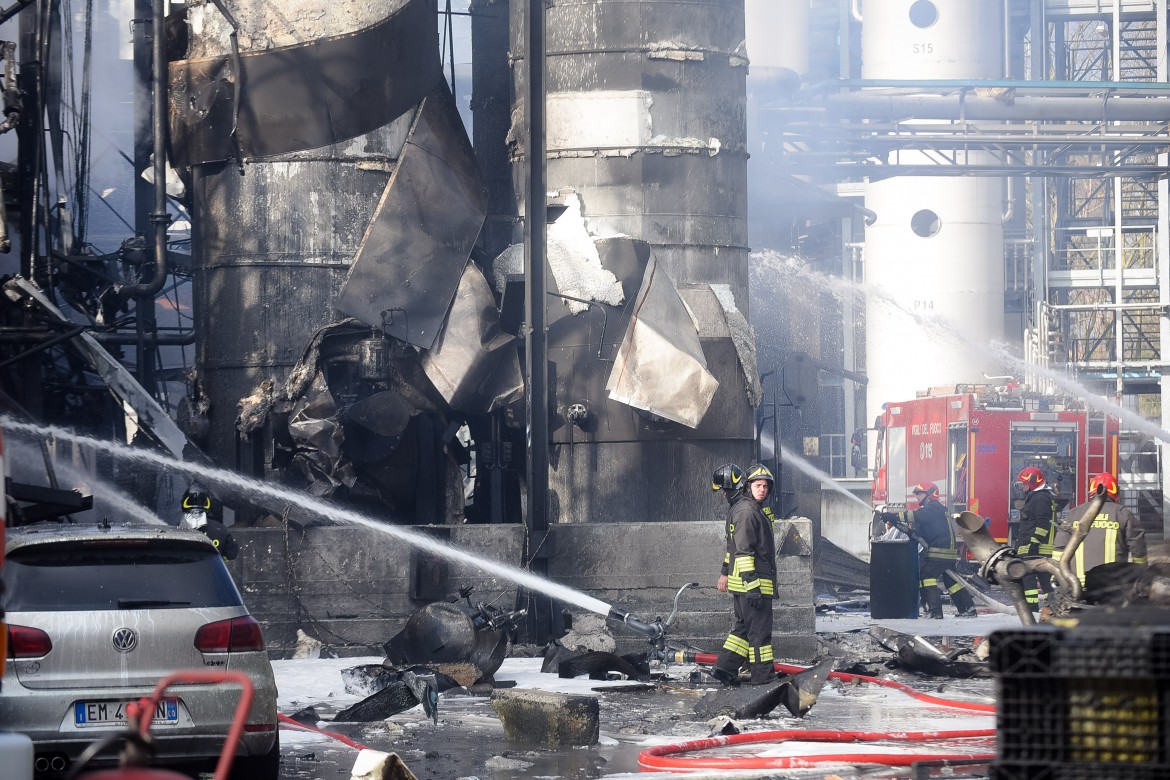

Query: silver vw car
left=1, top=523, right=278, bottom=778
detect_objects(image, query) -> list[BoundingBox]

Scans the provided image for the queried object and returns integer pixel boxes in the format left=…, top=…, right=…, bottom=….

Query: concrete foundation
left=490, top=689, right=600, bottom=746
left=229, top=519, right=816, bottom=661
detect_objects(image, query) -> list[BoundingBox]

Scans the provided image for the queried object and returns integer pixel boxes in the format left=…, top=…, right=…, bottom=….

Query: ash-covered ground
left=271, top=612, right=1006, bottom=780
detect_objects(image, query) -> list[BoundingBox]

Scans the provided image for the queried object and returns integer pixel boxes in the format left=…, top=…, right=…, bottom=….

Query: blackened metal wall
left=502, top=0, right=755, bottom=523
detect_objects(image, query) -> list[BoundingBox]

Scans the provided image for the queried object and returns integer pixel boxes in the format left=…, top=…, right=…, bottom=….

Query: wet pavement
left=270, top=611, right=1005, bottom=780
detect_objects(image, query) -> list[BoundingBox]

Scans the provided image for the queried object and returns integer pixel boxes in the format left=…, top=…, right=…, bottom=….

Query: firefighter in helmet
left=1015, top=466, right=1057, bottom=611
left=1053, top=472, right=1147, bottom=588
left=883, top=482, right=977, bottom=618
left=711, top=463, right=778, bottom=685
left=181, top=484, right=239, bottom=561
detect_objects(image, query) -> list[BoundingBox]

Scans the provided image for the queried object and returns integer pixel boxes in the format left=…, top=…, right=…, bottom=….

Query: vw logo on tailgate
left=111, top=628, right=138, bottom=653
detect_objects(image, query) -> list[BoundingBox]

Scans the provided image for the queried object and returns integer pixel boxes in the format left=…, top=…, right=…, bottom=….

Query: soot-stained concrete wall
left=229, top=519, right=816, bottom=661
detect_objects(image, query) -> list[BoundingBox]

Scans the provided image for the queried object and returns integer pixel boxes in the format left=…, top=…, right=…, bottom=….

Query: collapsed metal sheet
left=7, top=278, right=192, bottom=459
left=710, top=284, right=762, bottom=407
left=288, top=371, right=354, bottom=496
left=422, top=262, right=523, bottom=415
left=168, top=0, right=439, bottom=165
left=605, top=256, right=719, bottom=428
left=337, top=84, right=487, bottom=350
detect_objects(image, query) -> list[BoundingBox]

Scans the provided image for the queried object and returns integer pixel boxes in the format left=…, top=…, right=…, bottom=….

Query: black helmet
left=711, top=464, right=745, bottom=494
left=745, top=463, right=775, bottom=495
left=181, top=484, right=212, bottom=512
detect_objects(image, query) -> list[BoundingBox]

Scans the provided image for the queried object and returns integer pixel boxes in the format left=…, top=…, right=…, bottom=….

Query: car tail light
left=8, top=624, right=52, bottom=658
left=194, top=616, right=266, bottom=652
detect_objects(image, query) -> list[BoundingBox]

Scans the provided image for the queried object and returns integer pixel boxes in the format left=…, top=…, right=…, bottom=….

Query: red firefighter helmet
left=912, top=482, right=939, bottom=502
left=1089, top=472, right=1119, bottom=499
left=1016, top=466, right=1046, bottom=490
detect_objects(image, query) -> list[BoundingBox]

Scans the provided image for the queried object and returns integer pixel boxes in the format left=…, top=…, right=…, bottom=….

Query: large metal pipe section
left=820, top=91, right=1170, bottom=122
left=508, top=0, right=754, bottom=523
left=862, top=1, right=1007, bottom=435
left=187, top=0, right=416, bottom=472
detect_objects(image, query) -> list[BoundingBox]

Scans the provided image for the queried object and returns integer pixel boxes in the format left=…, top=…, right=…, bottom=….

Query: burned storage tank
left=495, top=0, right=758, bottom=523
left=170, top=0, right=491, bottom=522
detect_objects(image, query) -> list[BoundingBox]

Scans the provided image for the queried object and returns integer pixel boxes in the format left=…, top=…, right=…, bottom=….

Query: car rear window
left=1, top=541, right=245, bottom=611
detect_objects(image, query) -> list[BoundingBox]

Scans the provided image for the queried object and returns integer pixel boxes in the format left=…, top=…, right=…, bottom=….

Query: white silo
left=863, top=0, right=1006, bottom=427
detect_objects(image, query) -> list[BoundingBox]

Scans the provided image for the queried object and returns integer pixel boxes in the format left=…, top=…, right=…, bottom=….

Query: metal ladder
left=1084, top=411, right=1109, bottom=478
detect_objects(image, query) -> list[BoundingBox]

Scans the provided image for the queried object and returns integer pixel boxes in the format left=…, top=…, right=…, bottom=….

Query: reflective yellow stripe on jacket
left=728, top=554, right=776, bottom=595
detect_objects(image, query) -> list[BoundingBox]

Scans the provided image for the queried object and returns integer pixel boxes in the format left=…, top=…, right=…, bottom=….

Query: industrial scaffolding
left=764, top=0, right=1170, bottom=534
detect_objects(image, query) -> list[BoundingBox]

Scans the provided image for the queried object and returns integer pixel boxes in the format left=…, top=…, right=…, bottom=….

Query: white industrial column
left=862, top=1, right=1007, bottom=428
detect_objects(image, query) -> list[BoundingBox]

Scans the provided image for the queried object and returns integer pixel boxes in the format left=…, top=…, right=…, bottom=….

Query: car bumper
left=0, top=675, right=278, bottom=763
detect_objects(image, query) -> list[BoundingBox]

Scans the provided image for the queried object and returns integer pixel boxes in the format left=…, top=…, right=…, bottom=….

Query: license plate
left=74, top=699, right=179, bottom=727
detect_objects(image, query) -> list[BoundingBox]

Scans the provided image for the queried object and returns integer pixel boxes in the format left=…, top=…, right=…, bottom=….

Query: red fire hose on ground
left=638, top=728, right=997, bottom=771
left=691, top=653, right=995, bottom=714
left=636, top=655, right=996, bottom=772
left=276, top=713, right=370, bottom=751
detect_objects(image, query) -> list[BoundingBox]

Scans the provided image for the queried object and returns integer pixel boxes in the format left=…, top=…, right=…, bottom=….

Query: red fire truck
left=871, top=388, right=1120, bottom=545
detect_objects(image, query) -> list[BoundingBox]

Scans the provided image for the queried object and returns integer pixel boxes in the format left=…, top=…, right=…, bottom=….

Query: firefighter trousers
left=1018, top=543, right=1053, bottom=610
left=920, top=557, right=975, bottom=616
left=714, top=594, right=776, bottom=684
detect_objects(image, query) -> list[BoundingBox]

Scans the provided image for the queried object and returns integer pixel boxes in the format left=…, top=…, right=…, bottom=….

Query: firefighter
left=711, top=463, right=778, bottom=685
left=884, top=482, right=977, bottom=618
left=1015, top=466, right=1057, bottom=610
left=181, top=484, right=239, bottom=561
left=1053, top=472, right=1147, bottom=586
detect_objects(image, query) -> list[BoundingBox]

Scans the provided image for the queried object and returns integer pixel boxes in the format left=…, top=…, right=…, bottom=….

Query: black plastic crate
left=991, top=761, right=1170, bottom=780
left=990, top=625, right=1170, bottom=771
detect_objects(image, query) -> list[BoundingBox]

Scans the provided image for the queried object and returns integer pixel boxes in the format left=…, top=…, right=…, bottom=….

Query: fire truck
left=871, top=388, right=1120, bottom=546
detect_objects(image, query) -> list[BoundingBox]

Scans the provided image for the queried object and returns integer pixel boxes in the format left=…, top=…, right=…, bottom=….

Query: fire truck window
left=911, top=209, right=941, bottom=238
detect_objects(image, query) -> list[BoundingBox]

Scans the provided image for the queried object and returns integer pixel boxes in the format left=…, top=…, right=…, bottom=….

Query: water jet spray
left=2, top=417, right=696, bottom=646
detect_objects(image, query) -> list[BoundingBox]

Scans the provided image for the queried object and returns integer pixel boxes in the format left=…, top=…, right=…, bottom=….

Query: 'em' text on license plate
left=74, top=699, right=179, bottom=727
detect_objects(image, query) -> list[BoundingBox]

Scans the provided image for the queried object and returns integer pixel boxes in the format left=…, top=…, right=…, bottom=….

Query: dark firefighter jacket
left=1018, top=486, right=1057, bottom=556
left=897, top=498, right=958, bottom=561
left=721, top=493, right=777, bottom=597
left=1053, top=499, right=1147, bottom=584
left=203, top=522, right=240, bottom=561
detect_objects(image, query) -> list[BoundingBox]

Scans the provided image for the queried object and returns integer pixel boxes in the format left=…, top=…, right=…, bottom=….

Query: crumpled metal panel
left=168, top=0, right=439, bottom=165
left=422, top=262, right=523, bottom=415
left=288, top=372, right=355, bottom=496
left=337, top=84, right=487, bottom=349
left=605, top=255, right=719, bottom=428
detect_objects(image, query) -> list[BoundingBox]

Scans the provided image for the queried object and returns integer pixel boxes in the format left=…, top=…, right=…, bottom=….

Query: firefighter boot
left=953, top=587, right=978, bottom=617
left=748, top=660, right=778, bottom=686
left=711, top=650, right=743, bottom=687
left=922, top=587, right=943, bottom=619
left=711, top=665, right=741, bottom=687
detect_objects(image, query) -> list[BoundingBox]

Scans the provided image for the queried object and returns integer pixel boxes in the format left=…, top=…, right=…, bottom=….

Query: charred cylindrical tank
left=501, top=0, right=756, bottom=524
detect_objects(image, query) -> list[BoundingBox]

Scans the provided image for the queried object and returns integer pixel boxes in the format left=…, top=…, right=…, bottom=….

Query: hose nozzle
left=607, top=607, right=664, bottom=641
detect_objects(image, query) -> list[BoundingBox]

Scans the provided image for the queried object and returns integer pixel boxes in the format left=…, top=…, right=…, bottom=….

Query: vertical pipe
left=1156, top=0, right=1170, bottom=539
left=523, top=0, right=551, bottom=639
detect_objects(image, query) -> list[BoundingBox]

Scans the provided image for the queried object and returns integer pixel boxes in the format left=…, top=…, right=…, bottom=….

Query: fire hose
left=675, top=652, right=995, bottom=714
left=276, top=713, right=370, bottom=751
left=637, top=727, right=996, bottom=772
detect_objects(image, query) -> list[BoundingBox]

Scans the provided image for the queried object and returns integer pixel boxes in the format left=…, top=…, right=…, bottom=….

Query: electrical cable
left=638, top=728, right=996, bottom=772
left=277, top=712, right=370, bottom=751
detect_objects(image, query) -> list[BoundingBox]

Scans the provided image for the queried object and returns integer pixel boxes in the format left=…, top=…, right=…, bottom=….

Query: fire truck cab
left=872, top=387, right=1119, bottom=546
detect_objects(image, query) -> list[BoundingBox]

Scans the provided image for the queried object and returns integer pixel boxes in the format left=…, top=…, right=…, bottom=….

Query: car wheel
left=229, top=733, right=280, bottom=780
